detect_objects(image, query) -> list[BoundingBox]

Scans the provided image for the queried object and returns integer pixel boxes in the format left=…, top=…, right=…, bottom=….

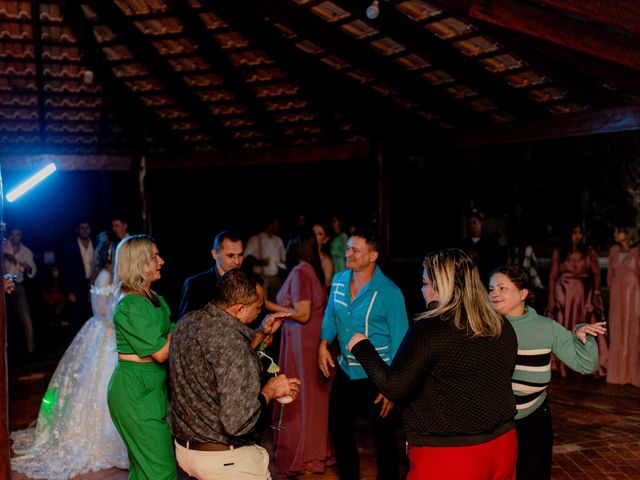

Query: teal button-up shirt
left=321, top=266, right=409, bottom=380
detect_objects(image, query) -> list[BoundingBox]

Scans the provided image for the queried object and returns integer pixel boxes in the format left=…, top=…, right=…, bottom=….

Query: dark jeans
left=515, top=399, right=553, bottom=480
left=329, top=367, right=400, bottom=480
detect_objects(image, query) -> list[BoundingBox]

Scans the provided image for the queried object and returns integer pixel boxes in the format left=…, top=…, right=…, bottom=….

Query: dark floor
left=8, top=326, right=640, bottom=480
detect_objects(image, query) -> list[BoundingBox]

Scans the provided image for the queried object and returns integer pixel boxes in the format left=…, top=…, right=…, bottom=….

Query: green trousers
left=108, top=360, right=177, bottom=480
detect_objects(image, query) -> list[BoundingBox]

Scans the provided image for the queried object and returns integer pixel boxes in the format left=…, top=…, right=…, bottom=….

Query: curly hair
left=490, top=265, right=536, bottom=306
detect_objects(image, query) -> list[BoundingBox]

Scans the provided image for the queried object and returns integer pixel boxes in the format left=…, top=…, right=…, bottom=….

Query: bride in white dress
left=11, top=231, right=129, bottom=479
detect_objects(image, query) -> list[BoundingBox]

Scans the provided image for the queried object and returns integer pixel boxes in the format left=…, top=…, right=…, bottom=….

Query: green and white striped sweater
left=507, top=307, right=598, bottom=419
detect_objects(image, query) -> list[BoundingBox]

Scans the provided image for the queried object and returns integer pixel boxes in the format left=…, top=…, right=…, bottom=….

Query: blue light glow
left=6, top=163, right=56, bottom=202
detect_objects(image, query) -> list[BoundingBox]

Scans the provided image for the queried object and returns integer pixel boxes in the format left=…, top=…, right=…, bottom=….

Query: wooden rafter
left=85, top=0, right=236, bottom=150
left=165, top=0, right=284, bottom=147
left=466, top=0, right=640, bottom=70
left=149, top=141, right=371, bottom=168
left=258, top=1, right=465, bottom=130
left=59, top=0, right=180, bottom=153
left=213, top=1, right=428, bottom=142
left=425, top=105, right=640, bottom=150
left=534, top=0, right=640, bottom=35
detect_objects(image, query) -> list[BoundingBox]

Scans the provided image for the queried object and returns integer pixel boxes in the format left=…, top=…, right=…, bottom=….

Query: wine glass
left=256, top=348, right=287, bottom=431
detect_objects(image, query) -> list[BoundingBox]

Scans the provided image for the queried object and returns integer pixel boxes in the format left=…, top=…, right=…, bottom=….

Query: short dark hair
left=350, top=228, right=380, bottom=254
left=490, top=265, right=536, bottom=306
left=213, top=269, right=264, bottom=308
left=468, top=209, right=485, bottom=221
left=212, top=230, right=242, bottom=251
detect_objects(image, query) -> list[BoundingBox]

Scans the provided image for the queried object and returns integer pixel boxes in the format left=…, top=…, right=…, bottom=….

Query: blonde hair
left=114, top=235, right=156, bottom=294
left=417, top=248, right=503, bottom=338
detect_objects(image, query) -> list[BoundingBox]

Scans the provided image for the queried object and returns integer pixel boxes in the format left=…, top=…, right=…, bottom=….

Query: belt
left=175, top=437, right=233, bottom=452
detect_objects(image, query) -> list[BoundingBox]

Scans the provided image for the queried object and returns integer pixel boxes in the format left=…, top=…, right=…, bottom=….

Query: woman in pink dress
left=606, top=226, right=640, bottom=387
left=312, top=221, right=334, bottom=289
left=547, top=225, right=604, bottom=377
left=266, top=228, right=334, bottom=476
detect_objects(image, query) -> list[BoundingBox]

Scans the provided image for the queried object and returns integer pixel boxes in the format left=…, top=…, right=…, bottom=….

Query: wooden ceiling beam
left=368, top=1, right=547, bottom=120
left=214, top=2, right=431, bottom=143
left=260, top=1, right=470, bottom=128
left=0, top=154, right=133, bottom=170
left=149, top=142, right=371, bottom=168
left=59, top=0, right=180, bottom=154
left=165, top=0, right=284, bottom=147
left=534, top=0, right=640, bottom=36
left=466, top=0, right=640, bottom=70
left=425, top=105, right=640, bottom=150
left=85, top=0, right=236, bottom=150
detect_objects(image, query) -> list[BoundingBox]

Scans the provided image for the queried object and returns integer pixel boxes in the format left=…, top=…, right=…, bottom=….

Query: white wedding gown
left=11, top=269, right=129, bottom=479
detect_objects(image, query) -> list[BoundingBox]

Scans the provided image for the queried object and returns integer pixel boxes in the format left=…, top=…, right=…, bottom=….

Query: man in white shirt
left=63, top=222, right=94, bottom=335
left=244, top=218, right=286, bottom=302
left=3, top=228, right=37, bottom=353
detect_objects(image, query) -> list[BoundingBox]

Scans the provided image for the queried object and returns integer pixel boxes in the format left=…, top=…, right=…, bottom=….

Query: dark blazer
left=177, top=266, right=221, bottom=320
left=460, top=235, right=506, bottom=284
left=63, top=238, right=92, bottom=297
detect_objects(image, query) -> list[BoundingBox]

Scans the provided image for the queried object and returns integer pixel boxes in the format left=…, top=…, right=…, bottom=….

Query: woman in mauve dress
left=547, top=225, right=605, bottom=377
left=606, top=225, right=640, bottom=387
left=266, top=227, right=334, bottom=476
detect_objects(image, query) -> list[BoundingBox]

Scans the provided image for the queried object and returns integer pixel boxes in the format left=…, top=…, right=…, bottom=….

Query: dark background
left=2, top=131, right=638, bottom=323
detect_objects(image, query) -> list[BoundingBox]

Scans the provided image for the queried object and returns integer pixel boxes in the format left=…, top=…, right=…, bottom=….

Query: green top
left=508, top=307, right=598, bottom=419
left=330, top=232, right=348, bottom=273
left=113, top=293, right=174, bottom=357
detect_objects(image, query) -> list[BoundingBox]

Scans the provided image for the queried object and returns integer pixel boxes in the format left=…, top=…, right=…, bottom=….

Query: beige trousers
left=174, top=441, right=271, bottom=480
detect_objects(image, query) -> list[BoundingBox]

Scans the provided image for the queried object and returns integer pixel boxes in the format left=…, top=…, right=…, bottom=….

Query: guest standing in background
left=245, top=217, right=286, bottom=302
left=265, top=228, right=334, bottom=476
left=606, top=225, right=640, bottom=387
left=3, top=227, right=37, bottom=354
left=348, top=249, right=518, bottom=480
left=108, top=235, right=176, bottom=480
left=460, top=209, right=505, bottom=284
left=63, top=222, right=94, bottom=336
left=312, top=221, right=334, bottom=289
left=329, top=215, right=348, bottom=274
left=177, top=230, right=244, bottom=320
left=547, top=224, right=604, bottom=377
left=490, top=266, right=603, bottom=480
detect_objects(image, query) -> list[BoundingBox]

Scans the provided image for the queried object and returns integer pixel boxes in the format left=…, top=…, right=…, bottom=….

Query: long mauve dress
left=552, top=248, right=599, bottom=331
left=551, top=247, right=607, bottom=370
left=606, top=245, right=640, bottom=387
left=273, top=261, right=334, bottom=475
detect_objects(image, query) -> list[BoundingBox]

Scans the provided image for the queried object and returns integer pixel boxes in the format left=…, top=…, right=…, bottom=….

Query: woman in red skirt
left=348, top=248, right=518, bottom=479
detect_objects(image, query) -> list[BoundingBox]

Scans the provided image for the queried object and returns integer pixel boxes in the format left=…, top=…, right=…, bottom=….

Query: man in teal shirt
left=319, top=229, right=408, bottom=480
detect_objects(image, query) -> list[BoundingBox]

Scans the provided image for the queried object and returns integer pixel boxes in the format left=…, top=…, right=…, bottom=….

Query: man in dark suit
left=63, top=221, right=94, bottom=335
left=176, top=230, right=244, bottom=320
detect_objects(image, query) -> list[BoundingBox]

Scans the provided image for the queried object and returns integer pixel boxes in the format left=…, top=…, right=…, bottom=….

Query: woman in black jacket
left=348, top=248, right=518, bottom=480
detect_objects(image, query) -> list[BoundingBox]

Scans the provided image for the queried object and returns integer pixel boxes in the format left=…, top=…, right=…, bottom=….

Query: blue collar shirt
left=321, top=265, right=409, bottom=380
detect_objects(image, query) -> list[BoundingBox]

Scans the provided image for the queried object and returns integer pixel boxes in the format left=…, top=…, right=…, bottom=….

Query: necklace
left=144, top=290, right=161, bottom=308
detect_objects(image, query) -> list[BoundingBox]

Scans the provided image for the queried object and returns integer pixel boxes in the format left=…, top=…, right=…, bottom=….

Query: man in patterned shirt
left=169, top=269, right=300, bottom=480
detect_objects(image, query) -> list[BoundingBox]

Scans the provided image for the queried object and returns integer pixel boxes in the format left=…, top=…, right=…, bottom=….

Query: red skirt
left=407, top=428, right=517, bottom=480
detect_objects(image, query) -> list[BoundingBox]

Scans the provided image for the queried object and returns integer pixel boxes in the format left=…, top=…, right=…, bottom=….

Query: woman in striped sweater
left=489, top=265, right=605, bottom=480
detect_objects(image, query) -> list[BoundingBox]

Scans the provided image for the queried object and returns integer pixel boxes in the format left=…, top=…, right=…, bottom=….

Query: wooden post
left=0, top=165, right=11, bottom=479
left=137, top=156, right=152, bottom=235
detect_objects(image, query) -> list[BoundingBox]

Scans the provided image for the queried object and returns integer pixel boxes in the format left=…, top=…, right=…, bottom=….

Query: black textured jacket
left=352, top=314, right=517, bottom=446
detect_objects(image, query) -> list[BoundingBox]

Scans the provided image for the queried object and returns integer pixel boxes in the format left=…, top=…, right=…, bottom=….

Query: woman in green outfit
left=108, top=235, right=176, bottom=480
left=489, top=265, right=605, bottom=480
